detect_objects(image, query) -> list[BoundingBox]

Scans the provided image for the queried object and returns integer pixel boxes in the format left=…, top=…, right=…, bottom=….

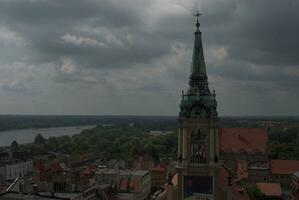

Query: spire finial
left=194, top=11, right=202, bottom=30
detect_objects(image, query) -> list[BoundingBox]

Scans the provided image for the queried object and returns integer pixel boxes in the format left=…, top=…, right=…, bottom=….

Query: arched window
left=191, top=129, right=207, bottom=164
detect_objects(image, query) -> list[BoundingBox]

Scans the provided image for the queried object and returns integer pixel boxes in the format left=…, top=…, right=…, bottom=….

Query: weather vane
left=194, top=11, right=202, bottom=19
left=194, top=11, right=202, bottom=30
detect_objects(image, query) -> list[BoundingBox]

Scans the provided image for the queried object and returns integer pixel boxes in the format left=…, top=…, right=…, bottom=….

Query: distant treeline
left=0, top=115, right=178, bottom=131
left=16, top=124, right=178, bottom=161
left=4, top=115, right=299, bottom=161
left=268, top=127, right=299, bottom=160
left=0, top=115, right=298, bottom=132
left=18, top=121, right=299, bottom=161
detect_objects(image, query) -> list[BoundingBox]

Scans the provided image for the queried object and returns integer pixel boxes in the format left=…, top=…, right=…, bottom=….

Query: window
left=191, top=129, right=208, bottom=164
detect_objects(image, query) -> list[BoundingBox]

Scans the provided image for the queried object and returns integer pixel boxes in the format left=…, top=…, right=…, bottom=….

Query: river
left=0, top=125, right=96, bottom=147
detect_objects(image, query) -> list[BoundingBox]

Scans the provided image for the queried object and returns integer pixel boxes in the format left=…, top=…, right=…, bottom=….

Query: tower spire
left=176, top=14, right=220, bottom=200
left=189, top=11, right=208, bottom=94
left=179, top=13, right=217, bottom=119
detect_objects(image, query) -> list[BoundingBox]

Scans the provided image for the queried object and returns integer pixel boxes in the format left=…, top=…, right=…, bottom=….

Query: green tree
left=11, top=140, right=19, bottom=151
left=45, top=137, right=59, bottom=151
left=243, top=183, right=263, bottom=200
left=144, top=142, right=159, bottom=161
left=34, top=134, right=46, bottom=145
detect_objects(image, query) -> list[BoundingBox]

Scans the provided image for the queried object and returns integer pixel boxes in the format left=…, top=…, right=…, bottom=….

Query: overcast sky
left=0, top=0, right=298, bottom=116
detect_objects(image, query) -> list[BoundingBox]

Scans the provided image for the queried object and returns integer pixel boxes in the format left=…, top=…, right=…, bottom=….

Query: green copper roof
left=179, top=16, right=218, bottom=119
left=190, top=28, right=207, bottom=78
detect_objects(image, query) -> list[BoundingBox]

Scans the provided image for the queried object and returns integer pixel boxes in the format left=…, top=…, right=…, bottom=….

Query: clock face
left=183, top=175, right=213, bottom=199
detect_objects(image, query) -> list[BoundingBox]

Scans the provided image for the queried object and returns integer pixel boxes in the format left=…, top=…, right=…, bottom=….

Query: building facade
left=269, top=160, right=299, bottom=189
left=3, top=160, right=33, bottom=180
left=175, top=14, right=221, bottom=200
left=0, top=150, right=33, bottom=181
left=95, top=169, right=151, bottom=200
left=150, top=164, right=166, bottom=192
left=219, top=128, right=269, bottom=182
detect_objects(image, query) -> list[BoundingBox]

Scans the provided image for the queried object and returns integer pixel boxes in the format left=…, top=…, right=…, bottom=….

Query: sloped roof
left=270, top=160, right=299, bottom=175
left=256, top=183, right=282, bottom=197
left=219, top=128, right=267, bottom=153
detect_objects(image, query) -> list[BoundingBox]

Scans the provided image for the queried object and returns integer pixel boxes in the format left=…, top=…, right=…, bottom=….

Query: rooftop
left=219, top=128, right=267, bottom=153
left=256, top=183, right=282, bottom=197
left=270, top=160, right=299, bottom=175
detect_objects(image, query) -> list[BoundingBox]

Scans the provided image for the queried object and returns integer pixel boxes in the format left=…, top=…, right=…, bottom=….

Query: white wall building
left=0, top=160, right=33, bottom=181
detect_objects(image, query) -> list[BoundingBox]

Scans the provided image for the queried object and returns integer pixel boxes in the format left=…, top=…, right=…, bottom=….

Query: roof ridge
left=238, top=134, right=251, bottom=147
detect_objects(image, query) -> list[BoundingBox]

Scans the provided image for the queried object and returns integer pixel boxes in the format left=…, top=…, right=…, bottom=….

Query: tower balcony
left=176, top=160, right=210, bottom=169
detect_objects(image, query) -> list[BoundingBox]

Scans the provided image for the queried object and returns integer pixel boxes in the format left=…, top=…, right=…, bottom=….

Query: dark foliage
left=25, top=125, right=177, bottom=161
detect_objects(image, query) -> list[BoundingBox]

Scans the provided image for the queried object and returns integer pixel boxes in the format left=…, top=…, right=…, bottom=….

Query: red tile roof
left=270, top=160, right=299, bottom=175
left=219, top=128, right=267, bottom=153
left=256, top=183, right=282, bottom=197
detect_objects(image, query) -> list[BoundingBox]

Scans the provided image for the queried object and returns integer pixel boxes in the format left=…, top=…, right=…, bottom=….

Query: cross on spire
left=194, top=11, right=202, bottom=30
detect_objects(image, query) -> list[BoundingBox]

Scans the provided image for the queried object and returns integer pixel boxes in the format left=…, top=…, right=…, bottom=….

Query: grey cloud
left=202, top=0, right=299, bottom=66
left=0, top=0, right=298, bottom=115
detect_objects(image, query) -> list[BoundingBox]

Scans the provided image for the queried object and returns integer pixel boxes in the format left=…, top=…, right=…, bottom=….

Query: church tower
left=176, top=13, right=220, bottom=200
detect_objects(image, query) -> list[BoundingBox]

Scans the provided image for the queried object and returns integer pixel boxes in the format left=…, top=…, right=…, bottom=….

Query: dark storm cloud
left=0, top=0, right=298, bottom=115
left=1, top=0, right=299, bottom=70
left=0, top=0, right=173, bottom=69
left=0, top=0, right=142, bottom=27
left=202, top=0, right=299, bottom=66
